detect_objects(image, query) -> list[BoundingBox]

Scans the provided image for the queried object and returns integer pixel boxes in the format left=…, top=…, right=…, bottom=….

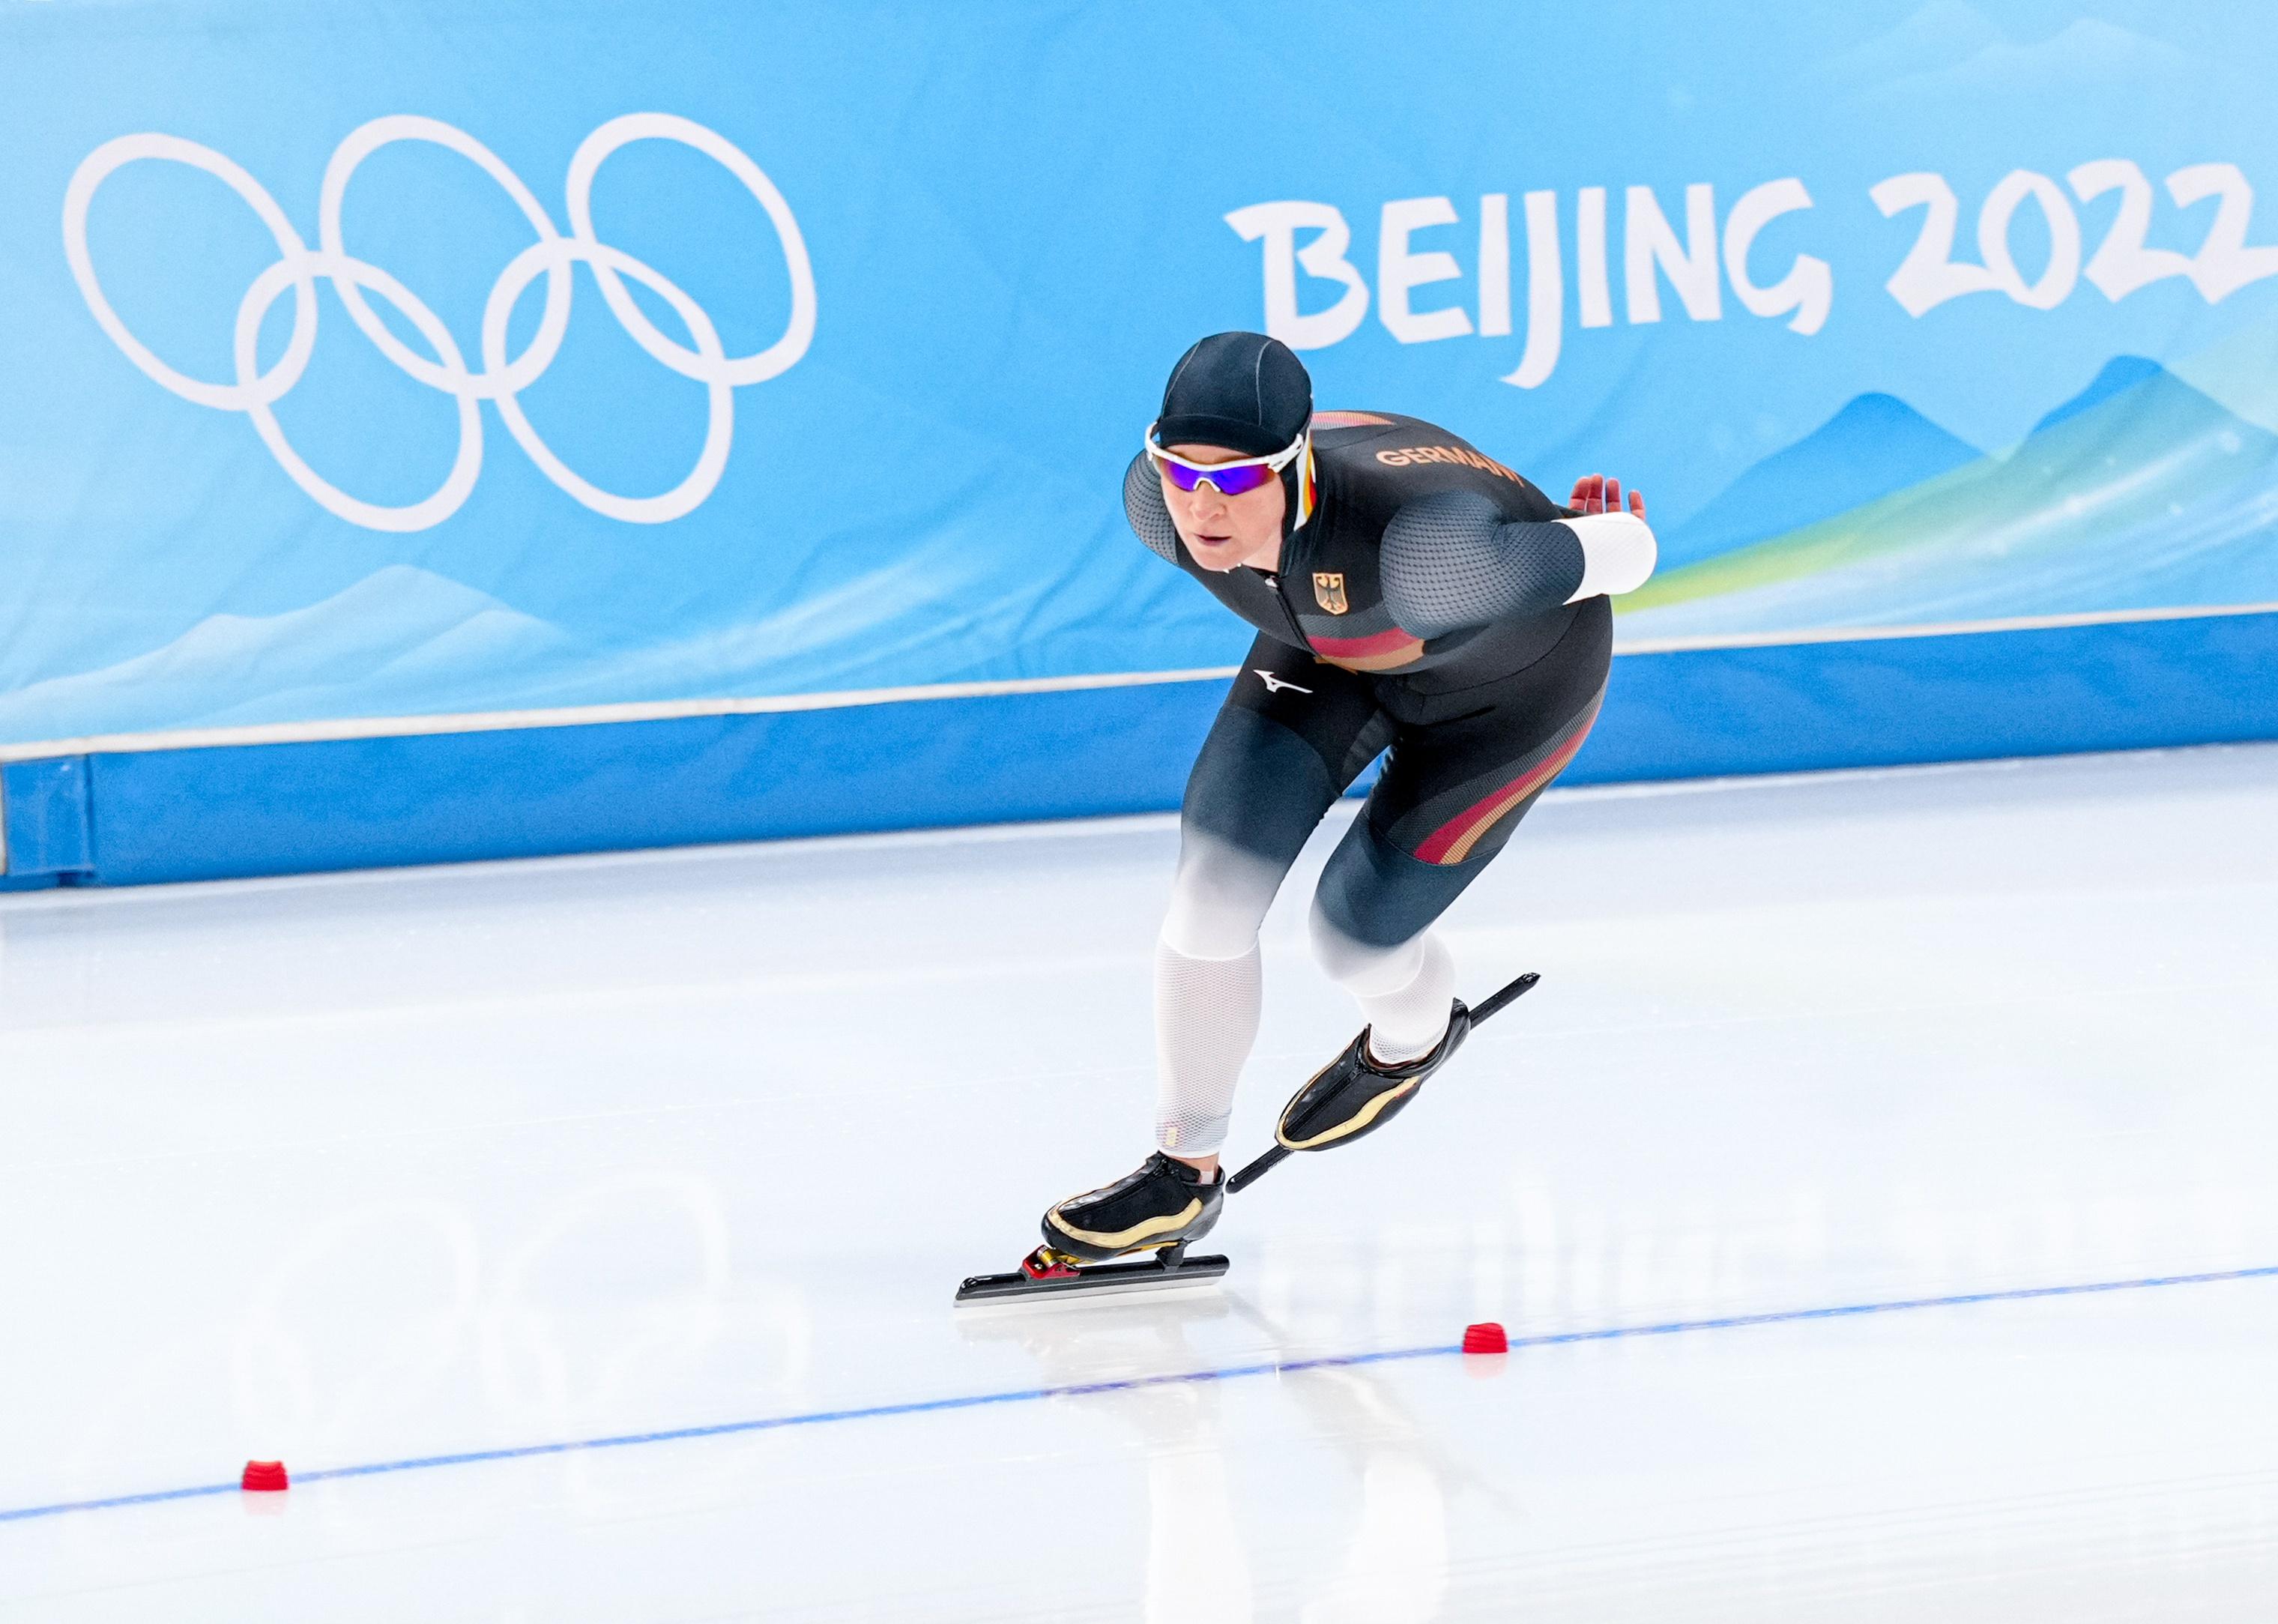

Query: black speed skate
left=957, top=971, right=1541, bottom=1299
left=955, top=1153, right=1231, bottom=1304
left=1227, top=971, right=1538, bottom=1193
left=1275, top=1003, right=1472, bottom=1152
left=1042, top=1151, right=1224, bottom=1262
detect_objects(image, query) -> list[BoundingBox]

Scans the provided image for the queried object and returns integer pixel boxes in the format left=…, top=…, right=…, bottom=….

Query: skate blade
left=953, top=1253, right=1231, bottom=1306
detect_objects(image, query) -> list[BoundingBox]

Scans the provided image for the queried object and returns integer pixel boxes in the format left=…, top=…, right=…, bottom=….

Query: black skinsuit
left=1126, top=410, right=1611, bottom=947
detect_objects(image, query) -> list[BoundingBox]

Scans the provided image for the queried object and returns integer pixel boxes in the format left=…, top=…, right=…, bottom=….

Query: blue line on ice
left=7, top=1262, right=2274, bottom=1527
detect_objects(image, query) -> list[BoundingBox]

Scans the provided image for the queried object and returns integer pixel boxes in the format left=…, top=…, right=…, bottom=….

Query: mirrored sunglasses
left=1143, top=427, right=1305, bottom=496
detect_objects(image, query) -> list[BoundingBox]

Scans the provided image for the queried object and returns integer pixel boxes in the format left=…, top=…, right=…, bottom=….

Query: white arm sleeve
left=1558, top=511, right=1658, bottom=602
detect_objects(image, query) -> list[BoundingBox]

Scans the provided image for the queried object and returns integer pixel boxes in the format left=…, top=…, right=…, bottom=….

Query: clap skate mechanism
left=955, top=1240, right=1231, bottom=1304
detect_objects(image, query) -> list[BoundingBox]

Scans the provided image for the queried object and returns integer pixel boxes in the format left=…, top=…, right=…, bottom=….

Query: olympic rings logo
left=62, top=113, right=816, bottom=532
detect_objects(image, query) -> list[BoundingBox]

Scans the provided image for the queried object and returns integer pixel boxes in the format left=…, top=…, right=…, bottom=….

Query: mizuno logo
left=1254, top=671, right=1313, bottom=694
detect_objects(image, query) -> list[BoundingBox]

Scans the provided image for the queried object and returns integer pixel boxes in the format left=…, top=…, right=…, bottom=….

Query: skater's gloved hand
left=1567, top=474, right=1646, bottom=519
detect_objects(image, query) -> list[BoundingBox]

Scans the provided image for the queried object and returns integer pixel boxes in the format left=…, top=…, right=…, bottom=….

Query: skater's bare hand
left=1568, top=474, right=1646, bottom=519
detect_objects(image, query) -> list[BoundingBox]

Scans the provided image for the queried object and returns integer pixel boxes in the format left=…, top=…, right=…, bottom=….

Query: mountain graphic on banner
left=1616, top=357, right=2278, bottom=639
left=2025, top=353, right=2167, bottom=435
left=0, top=566, right=570, bottom=739
left=1660, top=392, right=1982, bottom=570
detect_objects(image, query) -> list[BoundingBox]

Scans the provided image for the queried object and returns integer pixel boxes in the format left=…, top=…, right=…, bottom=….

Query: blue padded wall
left=5, top=611, right=2268, bottom=888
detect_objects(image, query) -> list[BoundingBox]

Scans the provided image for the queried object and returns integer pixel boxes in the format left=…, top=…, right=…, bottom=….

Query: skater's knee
left=1161, top=901, right=1260, bottom=962
left=1161, top=832, right=1283, bottom=960
left=1308, top=898, right=1425, bottom=994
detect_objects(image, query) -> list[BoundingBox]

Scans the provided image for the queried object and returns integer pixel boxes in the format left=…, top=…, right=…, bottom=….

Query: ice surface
left=2, top=743, right=2276, bottom=1620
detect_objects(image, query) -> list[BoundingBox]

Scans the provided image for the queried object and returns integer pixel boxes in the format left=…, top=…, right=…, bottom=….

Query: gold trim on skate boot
left=1275, top=1075, right=1420, bottom=1150
left=1044, top=1197, right=1203, bottom=1252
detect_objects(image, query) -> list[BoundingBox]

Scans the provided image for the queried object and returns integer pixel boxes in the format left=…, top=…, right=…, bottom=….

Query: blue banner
left=4, top=0, right=2278, bottom=751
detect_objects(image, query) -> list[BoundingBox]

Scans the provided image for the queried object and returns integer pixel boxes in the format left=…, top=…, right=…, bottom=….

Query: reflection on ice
left=1, top=745, right=2276, bottom=1618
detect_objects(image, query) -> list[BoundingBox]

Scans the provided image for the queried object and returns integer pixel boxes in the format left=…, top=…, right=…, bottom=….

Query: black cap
left=1153, top=331, right=1312, bottom=457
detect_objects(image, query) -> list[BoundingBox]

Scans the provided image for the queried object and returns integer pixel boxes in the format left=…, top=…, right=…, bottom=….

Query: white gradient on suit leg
left=1308, top=906, right=1454, bottom=1064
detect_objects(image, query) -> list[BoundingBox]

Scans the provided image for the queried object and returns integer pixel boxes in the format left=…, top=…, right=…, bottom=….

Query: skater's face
left=1160, top=443, right=1287, bottom=573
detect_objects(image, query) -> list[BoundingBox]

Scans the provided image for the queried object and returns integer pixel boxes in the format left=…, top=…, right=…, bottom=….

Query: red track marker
left=240, top=1461, right=289, bottom=1492
left=1460, top=1321, right=1508, bottom=1354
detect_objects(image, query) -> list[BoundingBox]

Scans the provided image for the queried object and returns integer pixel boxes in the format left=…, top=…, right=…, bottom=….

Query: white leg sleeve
left=1152, top=939, right=1259, bottom=1157
left=1153, top=833, right=1284, bottom=1157
left=1309, top=908, right=1455, bottom=1066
